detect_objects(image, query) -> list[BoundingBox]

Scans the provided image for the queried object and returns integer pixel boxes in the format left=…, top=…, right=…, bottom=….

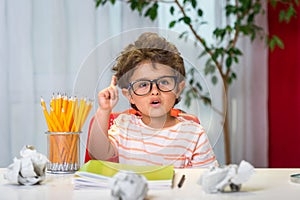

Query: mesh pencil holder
left=45, top=131, right=81, bottom=173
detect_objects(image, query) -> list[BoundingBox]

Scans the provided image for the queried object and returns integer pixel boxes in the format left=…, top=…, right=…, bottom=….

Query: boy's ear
left=122, top=88, right=134, bottom=104
left=176, top=81, right=185, bottom=97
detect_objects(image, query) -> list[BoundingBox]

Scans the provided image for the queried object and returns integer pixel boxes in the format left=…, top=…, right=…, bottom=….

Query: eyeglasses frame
left=127, top=75, right=178, bottom=96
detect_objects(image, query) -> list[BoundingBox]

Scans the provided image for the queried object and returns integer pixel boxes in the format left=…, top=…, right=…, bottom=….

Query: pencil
left=61, top=95, right=69, bottom=131
left=50, top=107, right=63, bottom=132
left=57, top=93, right=62, bottom=117
left=41, top=98, right=55, bottom=131
left=75, top=98, right=85, bottom=132
left=71, top=97, right=78, bottom=132
left=66, top=97, right=75, bottom=131
left=177, top=174, right=186, bottom=188
left=80, top=100, right=93, bottom=130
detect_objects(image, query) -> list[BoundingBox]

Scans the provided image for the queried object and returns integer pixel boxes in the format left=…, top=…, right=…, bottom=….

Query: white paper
left=199, top=160, right=254, bottom=193
left=110, top=171, right=148, bottom=200
left=4, top=145, right=48, bottom=185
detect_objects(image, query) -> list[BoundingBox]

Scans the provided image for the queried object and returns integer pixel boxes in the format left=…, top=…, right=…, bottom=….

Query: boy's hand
left=98, top=76, right=119, bottom=111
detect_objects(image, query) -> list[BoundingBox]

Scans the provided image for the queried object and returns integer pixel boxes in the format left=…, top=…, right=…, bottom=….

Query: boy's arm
left=87, top=76, right=119, bottom=160
left=87, top=108, right=115, bottom=160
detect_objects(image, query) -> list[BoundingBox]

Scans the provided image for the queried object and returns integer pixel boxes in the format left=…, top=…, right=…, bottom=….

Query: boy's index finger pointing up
left=111, top=75, right=117, bottom=87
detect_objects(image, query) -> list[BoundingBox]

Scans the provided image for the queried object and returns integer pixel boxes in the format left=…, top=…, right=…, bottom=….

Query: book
left=73, top=160, right=174, bottom=190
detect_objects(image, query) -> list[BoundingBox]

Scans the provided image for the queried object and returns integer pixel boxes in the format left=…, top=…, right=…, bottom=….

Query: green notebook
left=73, top=160, right=174, bottom=189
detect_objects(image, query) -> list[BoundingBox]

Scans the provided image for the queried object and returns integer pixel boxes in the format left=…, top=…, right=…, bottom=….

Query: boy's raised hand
left=98, top=76, right=119, bottom=111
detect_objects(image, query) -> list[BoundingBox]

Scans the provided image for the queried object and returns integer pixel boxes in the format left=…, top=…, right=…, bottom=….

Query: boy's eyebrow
left=128, top=77, right=148, bottom=85
left=131, top=75, right=176, bottom=82
left=132, top=77, right=149, bottom=81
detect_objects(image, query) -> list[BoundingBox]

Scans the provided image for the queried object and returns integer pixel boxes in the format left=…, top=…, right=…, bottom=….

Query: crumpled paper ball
left=4, top=145, right=48, bottom=185
left=198, top=160, right=254, bottom=193
left=110, top=171, right=148, bottom=200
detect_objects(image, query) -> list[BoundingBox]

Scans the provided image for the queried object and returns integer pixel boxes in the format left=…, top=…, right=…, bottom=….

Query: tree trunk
left=223, top=82, right=231, bottom=164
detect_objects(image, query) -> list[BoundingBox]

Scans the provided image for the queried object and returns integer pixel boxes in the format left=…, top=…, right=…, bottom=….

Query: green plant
left=95, top=0, right=299, bottom=164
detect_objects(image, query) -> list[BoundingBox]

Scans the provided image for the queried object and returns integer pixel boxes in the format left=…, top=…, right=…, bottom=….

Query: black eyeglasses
left=128, top=76, right=178, bottom=96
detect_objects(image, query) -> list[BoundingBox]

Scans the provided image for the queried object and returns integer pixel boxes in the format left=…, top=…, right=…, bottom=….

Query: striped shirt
left=108, top=114, right=218, bottom=168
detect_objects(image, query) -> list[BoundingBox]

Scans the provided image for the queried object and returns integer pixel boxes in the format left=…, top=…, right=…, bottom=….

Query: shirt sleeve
left=108, top=123, right=119, bottom=148
left=189, top=126, right=219, bottom=168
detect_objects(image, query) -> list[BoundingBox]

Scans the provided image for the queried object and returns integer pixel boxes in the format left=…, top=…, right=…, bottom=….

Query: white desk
left=1, top=168, right=300, bottom=200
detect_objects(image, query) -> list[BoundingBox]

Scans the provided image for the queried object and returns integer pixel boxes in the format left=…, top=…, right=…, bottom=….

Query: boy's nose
left=151, top=83, right=159, bottom=95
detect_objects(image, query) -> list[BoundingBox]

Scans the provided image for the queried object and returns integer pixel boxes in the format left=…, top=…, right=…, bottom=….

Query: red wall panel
left=268, top=4, right=300, bottom=167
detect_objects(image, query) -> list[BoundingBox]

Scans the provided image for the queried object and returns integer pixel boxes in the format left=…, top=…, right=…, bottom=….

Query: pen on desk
left=171, top=172, right=175, bottom=189
left=177, top=174, right=186, bottom=188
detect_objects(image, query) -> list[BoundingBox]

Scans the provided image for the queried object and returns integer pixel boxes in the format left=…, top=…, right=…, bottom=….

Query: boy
left=88, top=32, right=217, bottom=168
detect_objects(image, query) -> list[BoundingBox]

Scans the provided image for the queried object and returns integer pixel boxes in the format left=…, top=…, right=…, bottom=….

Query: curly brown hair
left=112, top=32, right=186, bottom=89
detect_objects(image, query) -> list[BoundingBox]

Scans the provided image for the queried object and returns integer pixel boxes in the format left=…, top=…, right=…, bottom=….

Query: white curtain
left=229, top=3, right=269, bottom=167
left=0, top=0, right=156, bottom=167
left=0, top=0, right=268, bottom=167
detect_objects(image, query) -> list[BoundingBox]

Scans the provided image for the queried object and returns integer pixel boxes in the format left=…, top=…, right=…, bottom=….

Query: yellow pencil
left=71, top=97, right=78, bottom=132
left=56, top=93, right=62, bottom=117
left=80, top=100, right=93, bottom=130
left=51, top=93, right=56, bottom=114
left=75, top=98, right=85, bottom=132
left=78, top=99, right=88, bottom=131
left=61, top=95, right=69, bottom=131
left=50, top=107, right=63, bottom=132
left=40, top=98, right=56, bottom=132
left=66, top=97, right=75, bottom=131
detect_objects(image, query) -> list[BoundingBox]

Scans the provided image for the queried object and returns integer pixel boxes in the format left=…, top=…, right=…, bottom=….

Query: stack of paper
left=73, top=160, right=174, bottom=190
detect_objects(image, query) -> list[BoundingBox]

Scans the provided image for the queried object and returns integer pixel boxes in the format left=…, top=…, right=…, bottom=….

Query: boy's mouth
left=151, top=100, right=160, bottom=104
left=150, top=99, right=161, bottom=105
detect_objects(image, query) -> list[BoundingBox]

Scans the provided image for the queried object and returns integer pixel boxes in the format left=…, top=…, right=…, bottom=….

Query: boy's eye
left=159, top=79, right=170, bottom=85
left=137, top=81, right=149, bottom=88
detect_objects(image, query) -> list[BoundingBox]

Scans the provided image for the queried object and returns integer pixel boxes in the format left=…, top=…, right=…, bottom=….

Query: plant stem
left=223, top=82, right=231, bottom=164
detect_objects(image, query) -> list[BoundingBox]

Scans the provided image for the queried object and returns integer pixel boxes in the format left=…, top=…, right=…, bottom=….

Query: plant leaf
left=169, top=20, right=176, bottom=28
left=212, top=76, right=218, bottom=85
left=170, top=6, right=175, bottom=15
